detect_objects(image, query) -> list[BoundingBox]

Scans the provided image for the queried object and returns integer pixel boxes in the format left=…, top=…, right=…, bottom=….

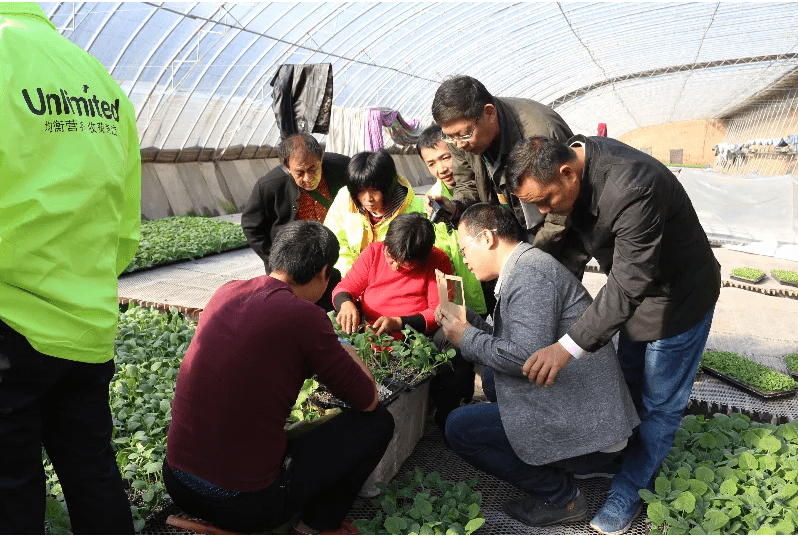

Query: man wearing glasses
left=427, top=76, right=573, bottom=245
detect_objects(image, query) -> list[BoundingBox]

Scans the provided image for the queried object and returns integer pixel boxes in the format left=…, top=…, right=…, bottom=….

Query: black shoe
left=503, top=489, right=588, bottom=527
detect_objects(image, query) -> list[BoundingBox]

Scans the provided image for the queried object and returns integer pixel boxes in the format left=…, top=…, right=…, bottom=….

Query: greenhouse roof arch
left=38, top=1, right=798, bottom=159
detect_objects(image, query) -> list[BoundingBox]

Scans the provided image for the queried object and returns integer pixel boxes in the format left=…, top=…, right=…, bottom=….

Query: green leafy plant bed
left=354, top=468, right=486, bottom=535
left=700, top=351, right=796, bottom=398
left=784, top=353, right=798, bottom=380
left=642, top=413, right=798, bottom=535
left=328, top=312, right=455, bottom=388
left=125, top=216, right=248, bottom=273
left=729, top=267, right=766, bottom=284
left=771, top=269, right=798, bottom=287
left=44, top=306, right=197, bottom=532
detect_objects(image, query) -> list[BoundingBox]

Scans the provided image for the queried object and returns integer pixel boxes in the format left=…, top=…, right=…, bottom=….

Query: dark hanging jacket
left=559, top=135, right=721, bottom=351
left=270, top=64, right=333, bottom=140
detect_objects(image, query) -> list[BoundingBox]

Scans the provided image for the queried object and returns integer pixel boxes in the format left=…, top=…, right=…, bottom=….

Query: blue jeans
left=610, top=306, right=715, bottom=505
left=447, top=369, right=617, bottom=507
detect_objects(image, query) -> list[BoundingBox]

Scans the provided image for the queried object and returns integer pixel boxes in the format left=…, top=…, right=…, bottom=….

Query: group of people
left=1, top=4, right=720, bottom=534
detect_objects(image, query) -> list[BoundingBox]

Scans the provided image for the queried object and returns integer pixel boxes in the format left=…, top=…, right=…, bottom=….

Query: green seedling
left=644, top=413, right=798, bottom=535
left=772, top=269, right=798, bottom=284
left=125, top=216, right=247, bottom=273
left=730, top=267, right=765, bottom=281
left=785, top=353, right=798, bottom=374
left=354, top=468, right=485, bottom=535
left=328, top=311, right=455, bottom=387
left=701, top=350, right=796, bottom=392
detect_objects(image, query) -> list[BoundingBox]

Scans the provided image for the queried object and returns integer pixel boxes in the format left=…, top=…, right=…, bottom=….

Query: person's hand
left=522, top=343, right=572, bottom=387
left=423, top=194, right=456, bottom=219
left=372, top=316, right=402, bottom=336
left=437, top=306, right=469, bottom=347
left=336, top=301, right=360, bottom=334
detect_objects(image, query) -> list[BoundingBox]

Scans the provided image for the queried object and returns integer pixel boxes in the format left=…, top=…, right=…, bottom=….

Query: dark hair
left=431, top=76, right=493, bottom=125
left=278, top=133, right=323, bottom=167
left=346, top=149, right=397, bottom=207
left=383, top=213, right=436, bottom=264
left=459, top=203, right=526, bottom=243
left=268, top=220, right=339, bottom=284
left=415, top=124, right=444, bottom=157
left=505, top=136, right=577, bottom=192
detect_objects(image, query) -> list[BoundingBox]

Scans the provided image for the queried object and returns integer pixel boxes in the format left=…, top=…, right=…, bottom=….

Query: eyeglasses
left=458, top=228, right=497, bottom=257
left=441, top=116, right=481, bottom=144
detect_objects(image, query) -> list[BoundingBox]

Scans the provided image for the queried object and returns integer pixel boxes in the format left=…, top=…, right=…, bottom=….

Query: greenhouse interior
left=3, top=2, right=798, bottom=535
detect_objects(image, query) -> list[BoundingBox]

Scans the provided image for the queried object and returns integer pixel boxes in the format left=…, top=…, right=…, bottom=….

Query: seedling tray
left=700, top=365, right=798, bottom=400
left=311, top=377, right=409, bottom=409
left=729, top=272, right=766, bottom=284
left=771, top=270, right=798, bottom=288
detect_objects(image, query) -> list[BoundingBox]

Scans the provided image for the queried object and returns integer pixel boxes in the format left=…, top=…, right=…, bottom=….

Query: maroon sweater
left=166, top=276, right=375, bottom=491
left=332, top=242, right=453, bottom=334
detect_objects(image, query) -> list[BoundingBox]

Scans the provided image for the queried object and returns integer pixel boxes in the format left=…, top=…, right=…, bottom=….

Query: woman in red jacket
left=332, top=213, right=453, bottom=338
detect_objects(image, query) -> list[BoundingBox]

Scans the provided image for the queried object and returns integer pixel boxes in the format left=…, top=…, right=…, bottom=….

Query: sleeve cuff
left=558, top=333, right=587, bottom=360
left=332, top=292, right=353, bottom=311
left=400, top=314, right=426, bottom=333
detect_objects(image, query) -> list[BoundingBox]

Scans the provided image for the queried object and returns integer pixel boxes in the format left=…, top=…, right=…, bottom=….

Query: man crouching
left=436, top=204, right=639, bottom=527
left=164, top=220, right=394, bottom=535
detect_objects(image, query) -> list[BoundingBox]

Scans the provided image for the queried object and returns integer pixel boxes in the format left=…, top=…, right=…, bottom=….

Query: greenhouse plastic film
left=678, top=169, right=798, bottom=251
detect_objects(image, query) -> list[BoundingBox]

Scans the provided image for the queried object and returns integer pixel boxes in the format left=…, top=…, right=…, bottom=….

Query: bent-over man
left=428, top=76, right=573, bottom=244
left=506, top=136, right=720, bottom=534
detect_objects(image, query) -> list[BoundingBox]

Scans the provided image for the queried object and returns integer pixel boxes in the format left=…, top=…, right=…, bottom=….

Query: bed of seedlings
left=643, top=413, right=798, bottom=535
left=700, top=350, right=796, bottom=394
left=124, top=216, right=247, bottom=273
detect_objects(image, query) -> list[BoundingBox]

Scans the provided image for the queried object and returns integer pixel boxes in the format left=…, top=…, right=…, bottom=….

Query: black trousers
left=163, top=404, right=395, bottom=533
left=0, top=320, right=134, bottom=534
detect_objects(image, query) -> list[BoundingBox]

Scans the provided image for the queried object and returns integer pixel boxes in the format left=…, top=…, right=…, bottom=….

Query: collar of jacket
left=495, top=242, right=534, bottom=297
left=283, top=154, right=347, bottom=203
left=488, top=98, right=519, bottom=189
left=568, top=134, right=600, bottom=219
left=346, top=174, right=415, bottom=216
left=0, top=2, right=56, bottom=30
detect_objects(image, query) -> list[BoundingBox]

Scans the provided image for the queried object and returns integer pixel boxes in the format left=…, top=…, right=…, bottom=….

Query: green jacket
left=425, top=178, right=453, bottom=200
left=324, top=176, right=486, bottom=314
left=0, top=3, right=141, bottom=363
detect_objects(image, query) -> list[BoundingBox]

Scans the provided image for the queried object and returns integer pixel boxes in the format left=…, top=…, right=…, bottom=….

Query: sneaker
left=503, top=489, right=588, bottom=526
left=573, top=461, right=622, bottom=480
left=589, top=493, right=643, bottom=535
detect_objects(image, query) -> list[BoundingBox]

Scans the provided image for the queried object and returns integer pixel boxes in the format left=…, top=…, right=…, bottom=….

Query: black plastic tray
left=771, top=270, right=798, bottom=288
left=729, top=272, right=766, bottom=284
left=700, top=365, right=798, bottom=400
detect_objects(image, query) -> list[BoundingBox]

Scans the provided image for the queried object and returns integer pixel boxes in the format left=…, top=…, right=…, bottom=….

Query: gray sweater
left=460, top=243, right=640, bottom=466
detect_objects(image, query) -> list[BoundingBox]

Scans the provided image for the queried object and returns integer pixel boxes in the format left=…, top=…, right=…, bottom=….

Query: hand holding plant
left=372, top=316, right=403, bottom=336
left=336, top=301, right=361, bottom=334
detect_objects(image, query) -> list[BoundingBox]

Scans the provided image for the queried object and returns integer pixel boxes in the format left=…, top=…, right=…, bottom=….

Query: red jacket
left=332, top=242, right=453, bottom=334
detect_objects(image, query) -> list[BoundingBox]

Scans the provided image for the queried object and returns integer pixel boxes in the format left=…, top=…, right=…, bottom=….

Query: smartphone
left=429, top=199, right=452, bottom=223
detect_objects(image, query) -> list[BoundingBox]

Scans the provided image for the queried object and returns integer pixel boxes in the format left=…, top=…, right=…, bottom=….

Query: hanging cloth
left=270, top=64, right=334, bottom=140
left=366, top=108, right=422, bottom=151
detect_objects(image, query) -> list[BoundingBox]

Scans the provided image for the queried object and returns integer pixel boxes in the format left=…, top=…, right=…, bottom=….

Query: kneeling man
left=437, top=204, right=639, bottom=527
left=164, top=220, right=394, bottom=534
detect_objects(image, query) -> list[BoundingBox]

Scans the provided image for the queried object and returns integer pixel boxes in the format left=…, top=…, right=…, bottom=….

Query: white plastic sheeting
left=38, top=2, right=798, bottom=156
left=678, top=169, right=798, bottom=260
